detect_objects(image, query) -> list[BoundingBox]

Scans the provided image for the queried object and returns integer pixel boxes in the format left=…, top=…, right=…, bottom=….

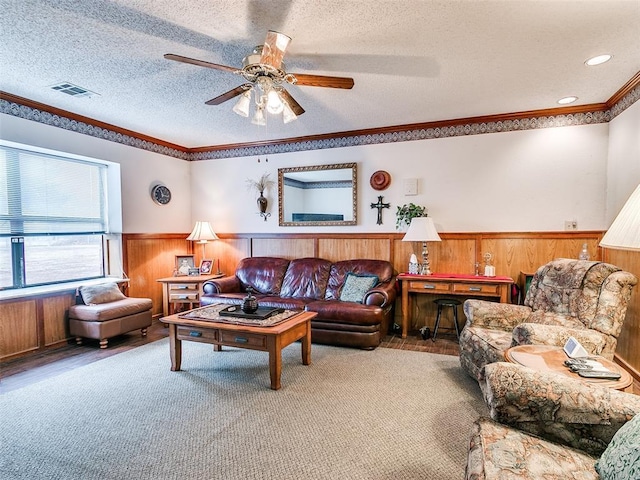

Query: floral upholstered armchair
left=466, top=362, right=640, bottom=479
left=459, top=258, right=637, bottom=380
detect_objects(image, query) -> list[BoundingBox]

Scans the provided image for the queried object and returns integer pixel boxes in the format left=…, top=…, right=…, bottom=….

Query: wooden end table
left=157, top=274, right=224, bottom=317
left=161, top=310, right=316, bottom=390
left=505, top=344, right=633, bottom=392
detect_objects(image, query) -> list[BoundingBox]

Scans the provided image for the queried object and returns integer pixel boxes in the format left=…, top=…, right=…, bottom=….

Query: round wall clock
left=151, top=184, right=172, bottom=205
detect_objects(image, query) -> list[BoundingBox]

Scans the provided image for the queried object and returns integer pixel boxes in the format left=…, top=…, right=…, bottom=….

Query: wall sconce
left=246, top=173, right=275, bottom=221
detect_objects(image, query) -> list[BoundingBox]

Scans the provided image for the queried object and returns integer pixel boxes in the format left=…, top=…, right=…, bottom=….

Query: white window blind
left=0, top=145, right=108, bottom=235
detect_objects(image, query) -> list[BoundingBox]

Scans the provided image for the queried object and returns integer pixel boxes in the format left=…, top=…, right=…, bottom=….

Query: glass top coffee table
left=505, top=344, right=633, bottom=392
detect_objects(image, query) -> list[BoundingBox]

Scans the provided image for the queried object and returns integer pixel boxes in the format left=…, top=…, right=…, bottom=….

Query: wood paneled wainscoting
left=125, top=230, right=608, bottom=330
left=0, top=291, right=76, bottom=360
left=4, top=231, right=638, bottom=387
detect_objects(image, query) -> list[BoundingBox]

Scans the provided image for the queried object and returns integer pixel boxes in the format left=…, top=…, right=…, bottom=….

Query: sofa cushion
left=79, top=283, right=126, bottom=305
left=325, top=259, right=394, bottom=300
left=280, top=258, right=332, bottom=299
left=595, top=413, right=640, bottom=480
left=69, top=297, right=152, bottom=322
left=339, top=273, right=379, bottom=303
left=306, top=300, right=386, bottom=326
left=235, top=257, right=290, bottom=294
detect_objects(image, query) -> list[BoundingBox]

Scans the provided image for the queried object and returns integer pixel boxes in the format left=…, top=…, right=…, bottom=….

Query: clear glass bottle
left=578, top=243, right=590, bottom=261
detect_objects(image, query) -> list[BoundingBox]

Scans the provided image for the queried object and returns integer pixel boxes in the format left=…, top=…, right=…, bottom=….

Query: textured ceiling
left=1, top=0, right=639, bottom=148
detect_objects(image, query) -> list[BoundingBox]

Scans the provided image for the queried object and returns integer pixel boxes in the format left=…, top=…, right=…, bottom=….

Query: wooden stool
left=432, top=298, right=462, bottom=341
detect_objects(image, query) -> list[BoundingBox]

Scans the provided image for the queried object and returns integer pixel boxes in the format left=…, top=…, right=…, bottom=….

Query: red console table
left=397, top=273, right=514, bottom=339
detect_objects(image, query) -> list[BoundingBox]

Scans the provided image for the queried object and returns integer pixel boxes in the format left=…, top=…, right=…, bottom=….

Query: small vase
left=257, top=192, right=268, bottom=214
left=242, top=287, right=259, bottom=314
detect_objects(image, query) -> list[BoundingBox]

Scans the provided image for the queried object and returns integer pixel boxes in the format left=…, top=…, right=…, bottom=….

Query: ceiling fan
left=164, top=31, right=354, bottom=124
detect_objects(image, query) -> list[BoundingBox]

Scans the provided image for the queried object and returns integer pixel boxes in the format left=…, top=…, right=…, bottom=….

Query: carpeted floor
left=0, top=339, right=487, bottom=479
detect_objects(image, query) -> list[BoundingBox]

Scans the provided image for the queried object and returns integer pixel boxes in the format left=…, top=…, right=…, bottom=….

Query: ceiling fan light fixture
left=252, top=103, right=266, bottom=126
left=266, top=89, right=284, bottom=114
left=283, top=102, right=297, bottom=124
left=232, top=89, right=252, bottom=117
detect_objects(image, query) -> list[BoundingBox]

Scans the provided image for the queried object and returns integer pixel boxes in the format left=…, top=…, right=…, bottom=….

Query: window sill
left=0, top=277, right=128, bottom=302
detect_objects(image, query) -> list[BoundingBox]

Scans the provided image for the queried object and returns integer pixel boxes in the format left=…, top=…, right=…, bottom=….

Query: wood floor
left=1, top=320, right=637, bottom=395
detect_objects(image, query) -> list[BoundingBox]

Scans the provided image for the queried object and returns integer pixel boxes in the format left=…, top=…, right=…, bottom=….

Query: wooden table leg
left=302, top=320, right=311, bottom=366
left=268, top=336, right=282, bottom=390
left=169, top=323, right=182, bottom=371
left=401, top=281, right=409, bottom=338
left=162, top=283, right=169, bottom=318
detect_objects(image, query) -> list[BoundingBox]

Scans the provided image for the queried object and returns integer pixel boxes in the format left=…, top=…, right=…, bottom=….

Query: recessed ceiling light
left=585, top=54, right=612, bottom=66
left=557, top=96, right=578, bottom=105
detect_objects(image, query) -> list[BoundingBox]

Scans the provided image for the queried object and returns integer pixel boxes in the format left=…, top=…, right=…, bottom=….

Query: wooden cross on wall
left=370, top=196, right=390, bottom=225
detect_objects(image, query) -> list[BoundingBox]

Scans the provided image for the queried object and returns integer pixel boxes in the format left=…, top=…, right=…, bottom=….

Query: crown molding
left=1, top=70, right=638, bottom=160
left=0, top=92, right=190, bottom=160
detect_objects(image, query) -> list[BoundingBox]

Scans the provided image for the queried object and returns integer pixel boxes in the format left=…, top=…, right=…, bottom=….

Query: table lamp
left=186, top=221, right=219, bottom=259
left=402, top=217, right=442, bottom=275
left=599, top=183, right=640, bottom=251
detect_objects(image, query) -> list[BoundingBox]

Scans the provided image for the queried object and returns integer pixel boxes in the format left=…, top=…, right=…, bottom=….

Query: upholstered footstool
left=68, top=283, right=152, bottom=348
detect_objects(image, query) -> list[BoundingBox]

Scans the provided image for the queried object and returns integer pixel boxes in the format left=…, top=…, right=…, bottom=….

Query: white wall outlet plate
left=564, top=220, right=578, bottom=230
left=403, top=178, right=418, bottom=196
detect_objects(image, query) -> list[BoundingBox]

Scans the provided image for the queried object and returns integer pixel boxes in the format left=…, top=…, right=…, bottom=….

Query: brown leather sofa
left=201, top=257, right=397, bottom=349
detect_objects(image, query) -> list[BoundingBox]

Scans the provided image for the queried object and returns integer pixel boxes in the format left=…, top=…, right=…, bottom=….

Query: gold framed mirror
left=278, top=163, right=357, bottom=226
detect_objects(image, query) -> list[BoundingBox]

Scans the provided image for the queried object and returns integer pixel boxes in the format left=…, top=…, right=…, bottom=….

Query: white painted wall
left=0, top=114, right=192, bottom=233
left=1, top=109, right=623, bottom=235
left=191, top=122, right=610, bottom=233
left=606, top=101, right=640, bottom=224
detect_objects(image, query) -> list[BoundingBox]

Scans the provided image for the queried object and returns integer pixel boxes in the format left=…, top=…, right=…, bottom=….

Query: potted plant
left=396, top=203, right=427, bottom=230
left=246, top=172, right=275, bottom=220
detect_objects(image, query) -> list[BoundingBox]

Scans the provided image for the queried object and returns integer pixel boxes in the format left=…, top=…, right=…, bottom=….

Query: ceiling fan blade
left=164, top=53, right=238, bottom=73
left=260, top=30, right=291, bottom=69
left=287, top=73, right=354, bottom=89
left=205, top=84, right=252, bottom=105
left=278, top=89, right=305, bottom=116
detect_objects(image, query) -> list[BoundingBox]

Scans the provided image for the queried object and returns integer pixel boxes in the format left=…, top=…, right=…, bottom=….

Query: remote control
left=577, top=370, right=621, bottom=380
left=570, top=365, right=594, bottom=372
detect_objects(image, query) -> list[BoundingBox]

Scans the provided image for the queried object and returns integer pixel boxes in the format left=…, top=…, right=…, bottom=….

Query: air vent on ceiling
left=49, top=82, right=99, bottom=98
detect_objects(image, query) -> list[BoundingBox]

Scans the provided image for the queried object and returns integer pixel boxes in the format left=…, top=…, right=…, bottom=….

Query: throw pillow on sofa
left=339, top=273, right=378, bottom=303
left=79, top=283, right=126, bottom=305
left=595, top=412, right=640, bottom=480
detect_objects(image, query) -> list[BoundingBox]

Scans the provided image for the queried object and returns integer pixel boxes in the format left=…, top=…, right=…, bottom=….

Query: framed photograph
left=175, top=255, right=195, bottom=276
left=199, top=259, right=214, bottom=275
left=188, top=267, right=200, bottom=276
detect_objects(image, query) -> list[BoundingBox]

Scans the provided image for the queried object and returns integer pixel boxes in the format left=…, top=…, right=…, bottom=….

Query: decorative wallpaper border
left=192, top=109, right=615, bottom=161
left=1, top=83, right=638, bottom=162
left=0, top=99, right=190, bottom=161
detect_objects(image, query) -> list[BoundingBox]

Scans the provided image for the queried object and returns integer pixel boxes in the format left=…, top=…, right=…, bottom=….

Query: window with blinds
left=0, top=145, right=109, bottom=289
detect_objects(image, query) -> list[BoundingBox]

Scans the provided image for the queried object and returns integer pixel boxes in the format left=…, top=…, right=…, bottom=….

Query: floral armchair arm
left=512, top=323, right=608, bottom=357
left=480, top=362, right=640, bottom=456
left=463, top=299, right=532, bottom=332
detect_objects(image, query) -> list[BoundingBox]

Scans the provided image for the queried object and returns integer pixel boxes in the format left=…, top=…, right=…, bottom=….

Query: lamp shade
left=402, top=217, right=442, bottom=242
left=600, top=184, right=640, bottom=251
left=232, top=89, right=251, bottom=117
left=186, top=221, right=219, bottom=243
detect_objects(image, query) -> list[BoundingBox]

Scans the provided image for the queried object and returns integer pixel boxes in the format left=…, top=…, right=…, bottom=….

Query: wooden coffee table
left=505, top=344, right=633, bottom=391
left=161, top=310, right=316, bottom=390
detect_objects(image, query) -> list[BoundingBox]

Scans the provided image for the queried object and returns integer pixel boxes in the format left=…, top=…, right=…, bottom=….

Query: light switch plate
left=403, top=178, right=418, bottom=196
